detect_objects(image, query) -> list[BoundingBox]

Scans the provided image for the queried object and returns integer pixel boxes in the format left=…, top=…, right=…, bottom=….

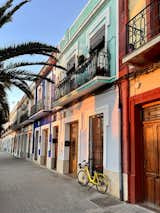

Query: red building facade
left=119, top=0, right=160, bottom=208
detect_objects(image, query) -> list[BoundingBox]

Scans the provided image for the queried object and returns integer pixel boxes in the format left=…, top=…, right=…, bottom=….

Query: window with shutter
left=90, top=25, right=105, bottom=53
left=67, top=55, right=76, bottom=73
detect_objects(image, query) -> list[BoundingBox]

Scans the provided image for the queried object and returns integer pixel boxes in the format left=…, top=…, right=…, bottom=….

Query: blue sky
left=0, top=0, right=88, bottom=110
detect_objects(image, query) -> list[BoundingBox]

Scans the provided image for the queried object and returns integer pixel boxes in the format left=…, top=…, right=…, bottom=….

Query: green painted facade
left=59, top=0, right=117, bottom=77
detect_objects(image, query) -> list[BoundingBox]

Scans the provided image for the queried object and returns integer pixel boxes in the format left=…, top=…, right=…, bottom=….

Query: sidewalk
left=0, top=152, right=155, bottom=213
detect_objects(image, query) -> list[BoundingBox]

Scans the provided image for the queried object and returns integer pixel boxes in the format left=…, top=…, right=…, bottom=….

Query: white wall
left=52, top=87, right=120, bottom=173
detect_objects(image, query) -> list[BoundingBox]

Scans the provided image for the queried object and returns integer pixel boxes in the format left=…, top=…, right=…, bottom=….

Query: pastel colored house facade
left=119, top=0, right=160, bottom=208
left=13, top=95, right=33, bottom=159
left=29, top=58, right=55, bottom=169
left=0, top=107, right=17, bottom=153
left=0, top=89, right=34, bottom=160
left=51, top=0, right=120, bottom=198
left=1, top=0, right=122, bottom=200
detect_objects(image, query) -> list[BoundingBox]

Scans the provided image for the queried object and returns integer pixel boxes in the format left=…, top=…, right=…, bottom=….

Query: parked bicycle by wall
left=77, top=160, right=110, bottom=194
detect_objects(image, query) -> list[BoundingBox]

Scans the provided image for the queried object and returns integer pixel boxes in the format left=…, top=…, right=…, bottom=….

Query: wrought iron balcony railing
left=54, top=51, right=110, bottom=101
left=30, top=99, right=50, bottom=116
left=11, top=121, right=20, bottom=130
left=126, top=0, right=160, bottom=53
left=36, top=99, right=44, bottom=112
left=19, top=111, right=29, bottom=123
left=30, top=105, right=37, bottom=116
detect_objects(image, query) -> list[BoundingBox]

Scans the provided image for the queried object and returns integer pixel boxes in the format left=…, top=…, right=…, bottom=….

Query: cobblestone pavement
left=0, top=152, right=155, bottom=213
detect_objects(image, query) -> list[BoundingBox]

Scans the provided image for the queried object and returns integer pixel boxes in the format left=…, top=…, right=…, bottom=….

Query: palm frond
left=0, top=95, right=9, bottom=135
left=0, top=83, right=8, bottom=98
left=11, top=79, right=33, bottom=99
left=0, top=0, right=13, bottom=17
left=0, top=0, right=29, bottom=28
left=0, top=99, right=9, bottom=121
left=16, top=69, right=55, bottom=83
left=39, top=52, right=58, bottom=59
left=0, top=69, right=12, bottom=87
left=0, top=83, right=9, bottom=121
left=0, top=42, right=59, bottom=62
left=1, top=68, right=55, bottom=84
left=4, top=61, right=67, bottom=71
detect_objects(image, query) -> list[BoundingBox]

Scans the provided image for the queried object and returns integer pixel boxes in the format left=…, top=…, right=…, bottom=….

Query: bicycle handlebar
left=79, top=160, right=89, bottom=168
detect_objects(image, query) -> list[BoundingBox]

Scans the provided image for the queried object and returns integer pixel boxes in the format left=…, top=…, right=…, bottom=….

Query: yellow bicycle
left=78, top=160, right=110, bottom=194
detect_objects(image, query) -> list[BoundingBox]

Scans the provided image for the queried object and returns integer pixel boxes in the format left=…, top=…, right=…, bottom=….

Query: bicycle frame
left=83, top=165, right=101, bottom=185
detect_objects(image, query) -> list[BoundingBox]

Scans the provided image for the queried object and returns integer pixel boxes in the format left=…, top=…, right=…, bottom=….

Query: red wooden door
left=34, top=131, right=39, bottom=160
left=89, top=114, right=103, bottom=173
left=155, top=123, right=160, bottom=206
left=27, top=133, right=31, bottom=158
left=54, top=127, right=58, bottom=169
left=69, top=122, right=78, bottom=176
left=44, top=129, right=48, bottom=166
left=143, top=121, right=160, bottom=207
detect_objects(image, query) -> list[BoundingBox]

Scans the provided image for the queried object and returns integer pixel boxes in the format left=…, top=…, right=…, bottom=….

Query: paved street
left=0, top=152, right=155, bottom=213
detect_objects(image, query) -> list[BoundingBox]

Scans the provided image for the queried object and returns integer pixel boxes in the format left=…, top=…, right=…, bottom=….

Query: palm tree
left=0, top=0, right=65, bottom=134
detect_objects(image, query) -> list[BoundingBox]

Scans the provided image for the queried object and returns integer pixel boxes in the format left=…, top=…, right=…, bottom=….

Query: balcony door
left=45, top=81, right=51, bottom=109
left=147, top=0, right=160, bottom=38
left=89, top=25, right=108, bottom=77
left=90, top=25, right=105, bottom=53
left=89, top=114, right=103, bottom=174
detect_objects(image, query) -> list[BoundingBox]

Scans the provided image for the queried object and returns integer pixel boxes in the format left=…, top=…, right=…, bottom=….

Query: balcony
left=30, top=99, right=51, bottom=120
left=19, top=111, right=29, bottom=123
left=30, top=105, right=37, bottom=116
left=11, top=121, right=20, bottom=131
left=19, top=111, right=34, bottom=126
left=123, top=0, right=160, bottom=65
left=52, top=51, right=115, bottom=108
left=30, top=100, right=44, bottom=116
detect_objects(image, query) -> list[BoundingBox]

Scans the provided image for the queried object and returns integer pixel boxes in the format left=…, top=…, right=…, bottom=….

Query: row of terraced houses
left=1, top=0, right=160, bottom=209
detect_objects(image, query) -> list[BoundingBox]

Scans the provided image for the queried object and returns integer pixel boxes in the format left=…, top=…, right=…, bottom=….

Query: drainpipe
left=116, top=0, right=124, bottom=201
left=118, top=83, right=124, bottom=201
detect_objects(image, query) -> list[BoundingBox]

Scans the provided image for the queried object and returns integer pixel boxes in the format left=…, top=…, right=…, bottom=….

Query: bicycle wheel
left=96, top=174, right=109, bottom=194
left=78, top=170, right=89, bottom=186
